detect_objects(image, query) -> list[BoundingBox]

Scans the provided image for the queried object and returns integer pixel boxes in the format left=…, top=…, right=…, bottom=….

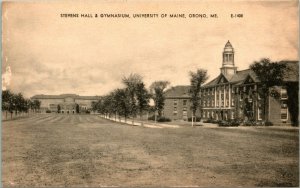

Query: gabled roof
left=202, top=60, right=298, bottom=88
left=241, top=74, right=257, bottom=85
left=202, top=75, right=220, bottom=87
left=164, top=85, right=190, bottom=98
left=31, top=94, right=100, bottom=100
left=203, top=70, right=255, bottom=88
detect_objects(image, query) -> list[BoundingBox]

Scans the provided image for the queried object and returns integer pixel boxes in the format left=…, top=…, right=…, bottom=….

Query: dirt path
left=2, top=114, right=299, bottom=187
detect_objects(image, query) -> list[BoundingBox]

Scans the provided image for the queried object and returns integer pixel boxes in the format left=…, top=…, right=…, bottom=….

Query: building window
left=173, top=110, right=178, bottom=116
left=281, top=101, right=288, bottom=120
left=231, top=99, right=234, bottom=106
left=281, top=87, right=288, bottom=99
left=281, top=109, right=288, bottom=120
left=174, top=99, right=177, bottom=106
left=258, top=107, right=262, bottom=120
left=281, top=100, right=287, bottom=108
left=183, top=100, right=187, bottom=106
left=240, top=93, right=243, bottom=101
left=231, top=111, right=234, bottom=119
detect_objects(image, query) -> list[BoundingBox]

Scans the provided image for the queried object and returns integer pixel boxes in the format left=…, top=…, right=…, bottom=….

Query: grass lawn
left=2, top=114, right=299, bottom=187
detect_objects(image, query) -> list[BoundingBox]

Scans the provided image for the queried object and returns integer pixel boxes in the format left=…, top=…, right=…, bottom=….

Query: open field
left=2, top=114, right=299, bottom=187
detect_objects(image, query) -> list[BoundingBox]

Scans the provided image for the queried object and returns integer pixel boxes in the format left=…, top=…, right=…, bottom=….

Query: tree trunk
left=147, top=112, right=149, bottom=122
left=132, top=116, right=134, bottom=125
left=140, top=112, right=143, bottom=126
left=192, top=112, right=194, bottom=127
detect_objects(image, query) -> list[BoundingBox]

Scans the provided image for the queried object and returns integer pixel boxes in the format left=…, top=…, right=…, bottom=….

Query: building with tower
left=200, top=41, right=298, bottom=125
left=162, top=41, right=298, bottom=125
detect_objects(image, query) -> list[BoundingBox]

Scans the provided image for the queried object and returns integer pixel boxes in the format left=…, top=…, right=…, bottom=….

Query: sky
left=2, top=0, right=299, bottom=98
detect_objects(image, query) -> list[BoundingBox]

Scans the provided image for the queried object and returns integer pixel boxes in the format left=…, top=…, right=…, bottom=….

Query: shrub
left=230, top=119, right=241, bottom=126
left=148, top=115, right=171, bottom=122
left=188, top=117, right=201, bottom=122
left=243, top=120, right=256, bottom=126
left=157, top=117, right=171, bottom=122
left=203, top=118, right=213, bottom=123
left=218, top=120, right=230, bottom=127
left=46, top=109, right=51, bottom=113
left=264, top=121, right=273, bottom=126
left=148, top=115, right=155, bottom=121
left=218, top=119, right=241, bottom=127
left=212, top=119, right=222, bottom=124
left=255, top=121, right=264, bottom=126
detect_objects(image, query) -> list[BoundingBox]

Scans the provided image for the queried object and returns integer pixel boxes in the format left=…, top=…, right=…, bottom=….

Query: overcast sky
left=2, top=0, right=299, bottom=98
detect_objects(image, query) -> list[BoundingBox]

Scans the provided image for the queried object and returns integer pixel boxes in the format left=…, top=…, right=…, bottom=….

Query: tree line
left=91, top=74, right=172, bottom=124
left=2, top=90, right=41, bottom=119
left=90, top=68, right=209, bottom=125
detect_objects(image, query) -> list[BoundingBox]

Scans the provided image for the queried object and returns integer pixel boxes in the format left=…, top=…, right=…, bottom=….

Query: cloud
left=2, top=1, right=298, bottom=98
left=2, top=66, right=12, bottom=90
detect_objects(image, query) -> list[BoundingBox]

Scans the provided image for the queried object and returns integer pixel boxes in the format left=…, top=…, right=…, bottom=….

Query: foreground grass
left=2, top=114, right=299, bottom=187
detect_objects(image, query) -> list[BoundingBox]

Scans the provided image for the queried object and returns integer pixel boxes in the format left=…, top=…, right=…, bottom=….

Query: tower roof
left=224, top=40, right=233, bottom=48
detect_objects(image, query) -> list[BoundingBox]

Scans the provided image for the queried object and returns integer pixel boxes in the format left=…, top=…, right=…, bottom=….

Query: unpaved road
left=2, top=114, right=299, bottom=187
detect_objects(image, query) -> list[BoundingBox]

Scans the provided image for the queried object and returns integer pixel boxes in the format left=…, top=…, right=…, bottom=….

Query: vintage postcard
left=2, top=0, right=299, bottom=187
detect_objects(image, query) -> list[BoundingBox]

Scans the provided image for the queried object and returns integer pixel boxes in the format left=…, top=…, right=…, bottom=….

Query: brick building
left=162, top=41, right=298, bottom=125
left=31, top=94, right=100, bottom=114
left=200, top=41, right=299, bottom=125
left=163, top=86, right=201, bottom=121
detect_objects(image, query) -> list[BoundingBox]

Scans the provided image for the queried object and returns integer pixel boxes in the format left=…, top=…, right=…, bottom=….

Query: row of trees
left=91, top=74, right=172, bottom=124
left=91, top=69, right=209, bottom=126
left=2, top=90, right=41, bottom=119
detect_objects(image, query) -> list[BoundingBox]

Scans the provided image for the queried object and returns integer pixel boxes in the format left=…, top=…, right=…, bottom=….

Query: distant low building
left=31, top=94, right=100, bottom=114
